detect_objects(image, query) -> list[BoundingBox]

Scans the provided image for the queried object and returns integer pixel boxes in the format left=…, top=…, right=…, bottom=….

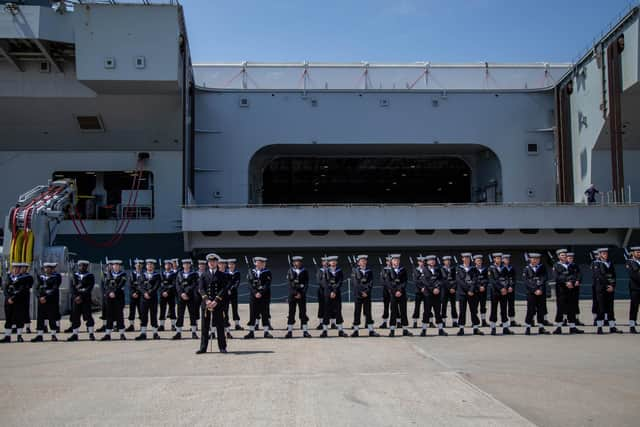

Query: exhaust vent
left=75, top=115, right=105, bottom=132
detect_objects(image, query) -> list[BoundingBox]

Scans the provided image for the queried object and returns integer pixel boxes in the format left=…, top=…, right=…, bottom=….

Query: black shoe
left=539, top=328, right=550, bottom=335
left=338, top=330, right=348, bottom=337
left=264, top=332, right=274, bottom=339
left=64, top=326, right=73, bottom=333
left=96, top=325, right=106, bottom=333
left=244, top=331, right=255, bottom=339
left=220, top=348, right=228, bottom=353
left=196, top=348, right=207, bottom=354
left=192, top=332, right=199, bottom=339
left=388, top=330, right=395, bottom=337
left=503, top=328, right=514, bottom=335
left=610, top=327, right=622, bottom=334
left=552, top=327, right=562, bottom=335
left=125, top=325, right=135, bottom=332
left=1, top=336, right=10, bottom=343
left=369, top=330, right=380, bottom=337
left=438, top=329, right=448, bottom=337
left=135, top=334, right=147, bottom=341
left=596, top=327, right=603, bottom=335
left=157, top=325, right=165, bottom=332
left=473, top=329, right=484, bottom=336
left=51, top=335, right=58, bottom=342
left=403, top=329, right=413, bottom=337
left=89, top=333, right=95, bottom=341
left=510, top=320, right=521, bottom=327
left=153, top=333, right=161, bottom=340
left=543, top=320, right=553, bottom=327
left=490, top=329, right=497, bottom=336
left=420, top=329, right=427, bottom=337
left=67, top=334, right=79, bottom=342
left=569, top=327, right=584, bottom=334
left=315, top=323, right=324, bottom=330
left=452, top=321, right=459, bottom=328
left=285, top=331, right=293, bottom=339
left=120, top=334, right=127, bottom=341
left=525, top=328, right=531, bottom=336
left=100, top=335, right=111, bottom=341
left=350, top=330, right=359, bottom=337
left=412, top=321, right=418, bottom=329
left=379, top=322, right=388, bottom=329
left=235, top=325, right=244, bottom=331
left=481, top=320, right=489, bottom=327
left=320, top=331, right=328, bottom=338
left=303, top=331, right=312, bottom=338
left=457, top=329, right=464, bottom=336
left=226, top=332, right=233, bottom=339
left=330, top=324, right=337, bottom=330
left=630, top=326, right=637, bottom=334
left=17, top=335, right=24, bottom=342
left=172, top=333, right=182, bottom=340
left=30, top=335, right=43, bottom=343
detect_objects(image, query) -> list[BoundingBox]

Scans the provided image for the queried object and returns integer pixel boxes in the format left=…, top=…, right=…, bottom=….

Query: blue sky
left=181, top=0, right=638, bottom=64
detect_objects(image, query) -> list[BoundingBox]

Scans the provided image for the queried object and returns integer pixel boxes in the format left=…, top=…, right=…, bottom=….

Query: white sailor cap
left=171, top=258, right=179, bottom=263
left=291, top=256, right=304, bottom=261
left=254, top=257, right=268, bottom=262
left=426, top=255, right=437, bottom=261
left=145, top=258, right=157, bottom=264
left=442, top=256, right=452, bottom=261
left=528, top=253, right=542, bottom=258
left=43, top=262, right=58, bottom=267
left=461, top=252, right=472, bottom=258
left=181, top=259, right=193, bottom=264
left=197, top=259, right=207, bottom=265
left=206, top=253, right=219, bottom=261
left=416, top=256, right=426, bottom=262
left=555, top=249, right=568, bottom=255
left=491, top=253, right=503, bottom=258
left=134, top=259, right=144, bottom=265
left=630, top=246, right=640, bottom=251
left=326, top=256, right=338, bottom=261
left=77, top=260, right=90, bottom=265
left=109, top=260, right=123, bottom=265
left=11, top=262, right=28, bottom=267
left=566, top=252, right=575, bottom=257
left=227, top=258, right=237, bottom=263
left=218, top=258, right=228, bottom=263
left=502, top=254, right=512, bottom=259
left=321, top=257, right=328, bottom=262
left=163, top=259, right=173, bottom=265
left=473, top=254, right=483, bottom=260
left=390, top=254, right=401, bottom=259
left=597, top=247, right=609, bottom=253
left=356, top=255, right=368, bottom=260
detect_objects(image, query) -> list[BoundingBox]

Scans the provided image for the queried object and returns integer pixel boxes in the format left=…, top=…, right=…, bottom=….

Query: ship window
left=52, top=171, right=154, bottom=220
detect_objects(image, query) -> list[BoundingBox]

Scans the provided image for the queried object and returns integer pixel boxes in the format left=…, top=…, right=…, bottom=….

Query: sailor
left=488, top=253, right=513, bottom=335
left=552, top=249, right=583, bottom=334
left=19, top=263, right=33, bottom=334
left=420, top=255, right=447, bottom=337
left=387, top=254, right=412, bottom=337
left=285, top=256, right=311, bottom=338
left=67, top=260, right=96, bottom=342
left=411, top=256, right=426, bottom=329
left=315, top=257, right=328, bottom=330
left=379, top=256, right=392, bottom=329
left=440, top=256, right=458, bottom=327
left=173, top=259, right=200, bottom=340
left=590, top=249, right=601, bottom=325
left=245, top=257, right=273, bottom=339
left=194, top=259, right=206, bottom=325
left=135, top=259, right=161, bottom=340
left=31, top=262, right=61, bottom=342
left=473, top=255, right=490, bottom=327
left=523, top=253, right=550, bottom=335
left=565, top=252, right=584, bottom=326
left=216, top=259, right=234, bottom=339
left=626, top=246, right=640, bottom=334
left=96, top=262, right=112, bottom=333
left=196, top=253, right=229, bottom=353
left=351, top=255, right=379, bottom=337
left=502, top=254, right=519, bottom=326
left=100, top=260, right=127, bottom=341
left=592, top=248, right=621, bottom=334
left=158, top=259, right=177, bottom=332
left=320, top=256, right=347, bottom=338
left=225, top=258, right=243, bottom=331
left=1, top=263, right=32, bottom=343
left=126, top=259, right=144, bottom=332
left=456, top=253, right=482, bottom=336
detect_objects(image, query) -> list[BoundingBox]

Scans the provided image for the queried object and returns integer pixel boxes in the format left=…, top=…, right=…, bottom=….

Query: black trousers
left=389, top=292, right=408, bottom=327
left=176, top=295, right=199, bottom=327
left=382, top=287, right=391, bottom=319
left=458, top=294, right=479, bottom=327
left=507, top=289, right=516, bottom=317
left=159, top=289, right=176, bottom=320
left=525, top=293, right=546, bottom=326
left=412, top=291, right=424, bottom=320
left=128, top=294, right=141, bottom=321
left=199, top=306, right=226, bottom=351
left=422, top=293, right=442, bottom=324
left=489, top=293, right=509, bottom=324
left=323, top=293, right=344, bottom=325
left=4, top=297, right=28, bottom=329
left=591, top=284, right=598, bottom=314
left=140, top=294, right=158, bottom=328
left=37, top=299, right=58, bottom=331
left=105, top=295, right=125, bottom=331
left=630, top=289, right=640, bottom=322
left=23, top=290, right=31, bottom=323
left=287, top=294, right=308, bottom=325
left=70, top=297, right=94, bottom=329
left=572, top=285, right=581, bottom=315
left=478, top=288, right=488, bottom=314
left=317, top=287, right=325, bottom=320
left=555, top=289, right=577, bottom=324
left=226, top=291, right=240, bottom=322
left=595, top=289, right=615, bottom=322
left=249, top=295, right=270, bottom=327
left=441, top=290, right=458, bottom=319
left=353, top=297, right=373, bottom=326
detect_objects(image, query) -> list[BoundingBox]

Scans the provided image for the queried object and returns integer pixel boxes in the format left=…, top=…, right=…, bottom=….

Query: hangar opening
left=249, top=144, right=501, bottom=204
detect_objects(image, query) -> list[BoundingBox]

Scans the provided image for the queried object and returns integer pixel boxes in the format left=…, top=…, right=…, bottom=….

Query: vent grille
left=76, top=115, right=105, bottom=132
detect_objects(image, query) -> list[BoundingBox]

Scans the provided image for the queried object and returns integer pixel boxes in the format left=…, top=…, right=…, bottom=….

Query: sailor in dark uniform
left=351, top=255, right=379, bottom=337
left=285, top=256, right=311, bottom=338
left=593, top=248, right=622, bottom=334
left=319, top=256, right=347, bottom=337
left=590, top=249, right=601, bottom=325
left=196, top=253, right=230, bottom=353
left=473, top=255, right=490, bottom=327
left=245, top=257, right=274, bottom=339
left=411, top=256, right=426, bottom=329
left=158, top=260, right=177, bottom=332
left=552, top=249, right=583, bottom=334
left=420, top=255, right=447, bottom=336
left=502, top=254, right=519, bottom=327
left=379, top=256, right=392, bottom=329
left=215, top=259, right=233, bottom=338
left=626, top=246, right=640, bottom=333
left=31, top=262, right=61, bottom=342
left=456, top=253, right=482, bottom=336
left=96, top=262, right=112, bottom=333
left=135, top=259, right=161, bottom=340
left=173, top=259, right=200, bottom=340
left=225, top=258, right=243, bottom=331
left=2, top=263, right=32, bottom=343
left=565, top=252, right=584, bottom=326
left=387, top=254, right=412, bottom=337
left=68, top=260, right=96, bottom=342
left=488, top=253, right=513, bottom=335
left=100, top=260, right=127, bottom=341
left=194, top=259, right=206, bottom=326
left=440, top=256, right=458, bottom=327
left=523, top=253, right=550, bottom=335
left=126, top=259, right=144, bottom=332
